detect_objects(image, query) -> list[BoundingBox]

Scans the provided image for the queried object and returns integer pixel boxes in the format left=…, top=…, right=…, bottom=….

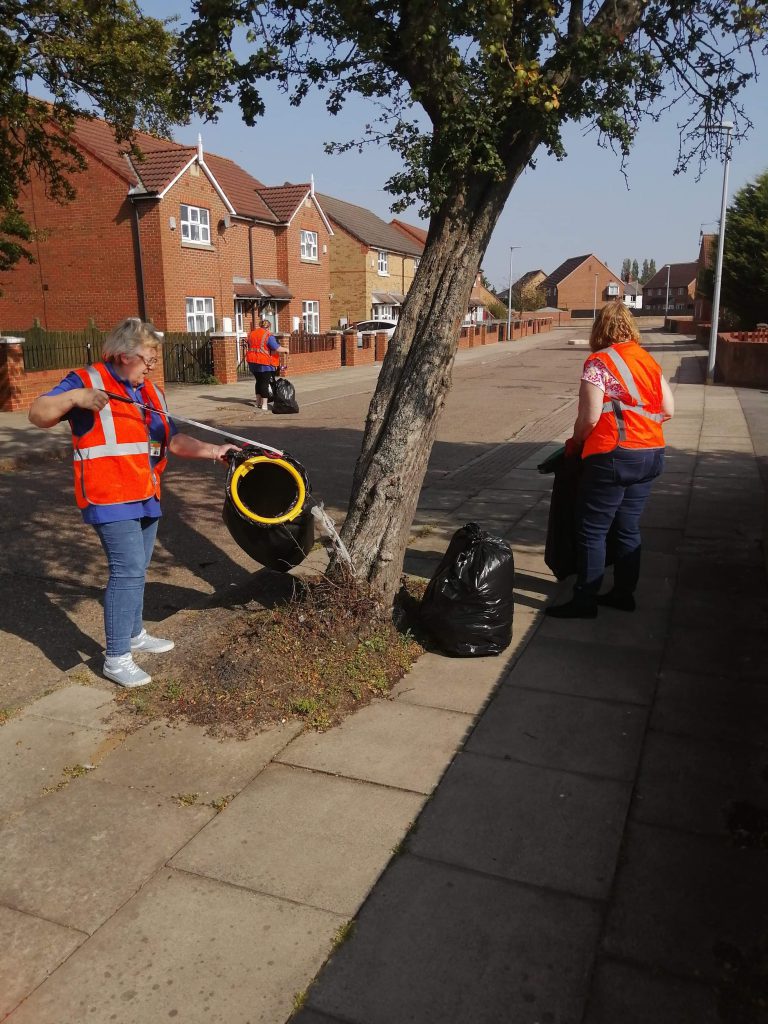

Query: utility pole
left=507, top=246, right=521, bottom=341
left=664, top=264, right=671, bottom=321
left=707, top=122, right=734, bottom=385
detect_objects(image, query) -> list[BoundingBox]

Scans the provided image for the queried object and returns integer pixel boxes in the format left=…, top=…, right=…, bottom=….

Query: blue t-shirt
left=46, top=365, right=177, bottom=525
left=251, top=336, right=280, bottom=372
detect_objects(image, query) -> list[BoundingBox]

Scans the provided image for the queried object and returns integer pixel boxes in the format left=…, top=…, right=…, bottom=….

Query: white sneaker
left=131, top=629, right=175, bottom=654
left=103, top=654, right=151, bottom=688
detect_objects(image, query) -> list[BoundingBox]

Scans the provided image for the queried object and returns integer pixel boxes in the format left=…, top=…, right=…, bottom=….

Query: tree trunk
left=338, top=143, right=537, bottom=610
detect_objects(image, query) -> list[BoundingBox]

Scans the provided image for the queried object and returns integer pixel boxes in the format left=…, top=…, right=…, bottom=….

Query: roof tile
left=317, top=194, right=424, bottom=256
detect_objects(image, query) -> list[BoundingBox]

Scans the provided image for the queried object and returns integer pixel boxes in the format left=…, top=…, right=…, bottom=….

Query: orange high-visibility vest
left=582, top=342, right=666, bottom=458
left=70, top=363, right=171, bottom=509
left=245, top=326, right=279, bottom=367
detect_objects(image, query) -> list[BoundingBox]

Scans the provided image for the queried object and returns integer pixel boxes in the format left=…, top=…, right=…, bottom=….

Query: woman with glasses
left=28, top=318, right=238, bottom=688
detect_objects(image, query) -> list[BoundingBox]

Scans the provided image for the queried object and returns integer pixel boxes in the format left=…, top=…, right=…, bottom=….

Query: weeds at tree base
left=115, top=573, right=424, bottom=737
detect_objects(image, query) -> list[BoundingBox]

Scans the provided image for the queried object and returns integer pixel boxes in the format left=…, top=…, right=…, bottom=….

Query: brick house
left=543, top=255, right=623, bottom=317
left=0, top=113, right=334, bottom=341
left=622, top=281, right=643, bottom=310
left=316, top=195, right=424, bottom=325
left=642, top=262, right=698, bottom=315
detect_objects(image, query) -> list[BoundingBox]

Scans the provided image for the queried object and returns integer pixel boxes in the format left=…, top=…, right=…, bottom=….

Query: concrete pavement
left=2, top=327, right=768, bottom=1022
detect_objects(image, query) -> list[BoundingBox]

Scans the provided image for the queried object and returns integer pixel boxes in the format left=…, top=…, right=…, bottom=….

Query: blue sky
left=145, top=1, right=768, bottom=290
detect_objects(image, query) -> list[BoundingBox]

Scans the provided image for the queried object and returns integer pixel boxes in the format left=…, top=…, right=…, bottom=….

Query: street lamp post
left=664, top=264, right=671, bottom=321
left=707, top=122, right=734, bottom=385
left=507, top=246, right=521, bottom=341
left=593, top=274, right=598, bottom=319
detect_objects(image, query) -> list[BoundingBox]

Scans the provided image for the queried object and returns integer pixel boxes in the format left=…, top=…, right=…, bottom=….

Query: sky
left=143, top=1, right=768, bottom=291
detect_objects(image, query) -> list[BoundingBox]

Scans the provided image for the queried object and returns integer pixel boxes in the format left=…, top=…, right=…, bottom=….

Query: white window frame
left=300, top=230, right=318, bottom=261
left=377, top=250, right=389, bottom=276
left=301, top=300, right=320, bottom=333
left=180, top=204, right=211, bottom=245
left=607, top=282, right=619, bottom=296
left=414, top=257, right=421, bottom=270
left=186, top=297, right=215, bottom=333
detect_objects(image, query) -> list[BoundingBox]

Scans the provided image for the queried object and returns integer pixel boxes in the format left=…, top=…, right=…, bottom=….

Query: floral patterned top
left=581, top=353, right=631, bottom=402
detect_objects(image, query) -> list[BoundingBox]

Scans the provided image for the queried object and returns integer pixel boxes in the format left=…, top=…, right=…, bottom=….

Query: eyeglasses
left=135, top=354, right=159, bottom=370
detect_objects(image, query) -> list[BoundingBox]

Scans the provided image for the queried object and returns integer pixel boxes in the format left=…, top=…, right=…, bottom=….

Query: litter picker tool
left=99, top=390, right=284, bottom=456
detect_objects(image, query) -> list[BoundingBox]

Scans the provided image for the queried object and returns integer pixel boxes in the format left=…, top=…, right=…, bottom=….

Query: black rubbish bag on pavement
left=420, top=522, right=515, bottom=657
left=271, top=377, right=299, bottom=414
left=539, top=448, right=616, bottom=580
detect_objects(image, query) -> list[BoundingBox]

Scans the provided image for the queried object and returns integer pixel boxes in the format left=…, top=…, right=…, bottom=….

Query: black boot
left=545, top=596, right=597, bottom=619
left=596, top=589, right=636, bottom=612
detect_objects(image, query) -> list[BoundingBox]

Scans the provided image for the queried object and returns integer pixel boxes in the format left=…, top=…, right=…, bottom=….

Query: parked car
left=355, top=319, right=398, bottom=346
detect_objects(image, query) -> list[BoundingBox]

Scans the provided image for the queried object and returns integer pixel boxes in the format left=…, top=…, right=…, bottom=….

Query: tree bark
left=338, top=141, right=538, bottom=610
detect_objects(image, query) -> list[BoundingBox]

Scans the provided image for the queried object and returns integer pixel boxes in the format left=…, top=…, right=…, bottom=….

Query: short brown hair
left=590, top=300, right=640, bottom=351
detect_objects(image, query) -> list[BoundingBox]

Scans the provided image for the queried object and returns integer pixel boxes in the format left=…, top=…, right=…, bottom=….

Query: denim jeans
left=574, top=448, right=664, bottom=597
left=93, top=517, right=159, bottom=656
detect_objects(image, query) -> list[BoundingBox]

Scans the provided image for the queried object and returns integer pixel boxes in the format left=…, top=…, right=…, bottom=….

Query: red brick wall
left=0, top=160, right=141, bottom=331
left=343, top=330, right=375, bottom=366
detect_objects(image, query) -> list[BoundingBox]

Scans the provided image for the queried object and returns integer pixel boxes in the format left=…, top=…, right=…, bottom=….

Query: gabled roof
left=698, top=234, right=716, bottom=270
left=67, top=111, right=310, bottom=225
left=544, top=255, right=594, bottom=288
left=317, top=194, right=424, bottom=257
left=390, top=218, right=428, bottom=246
left=644, top=262, right=699, bottom=290
left=623, top=280, right=641, bottom=296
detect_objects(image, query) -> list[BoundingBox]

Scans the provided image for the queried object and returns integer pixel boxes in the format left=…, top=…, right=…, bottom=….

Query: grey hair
left=102, top=318, right=163, bottom=362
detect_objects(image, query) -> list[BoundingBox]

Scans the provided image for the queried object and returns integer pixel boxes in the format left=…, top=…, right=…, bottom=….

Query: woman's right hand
left=71, top=388, right=110, bottom=412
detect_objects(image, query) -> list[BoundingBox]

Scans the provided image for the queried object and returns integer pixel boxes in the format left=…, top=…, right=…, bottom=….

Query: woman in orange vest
left=546, top=301, right=675, bottom=618
left=28, top=318, right=238, bottom=688
left=244, top=318, right=289, bottom=412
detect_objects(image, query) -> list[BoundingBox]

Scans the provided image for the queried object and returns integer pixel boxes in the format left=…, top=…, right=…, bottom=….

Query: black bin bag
left=539, top=448, right=616, bottom=581
left=272, top=377, right=299, bottom=414
left=420, top=522, right=515, bottom=657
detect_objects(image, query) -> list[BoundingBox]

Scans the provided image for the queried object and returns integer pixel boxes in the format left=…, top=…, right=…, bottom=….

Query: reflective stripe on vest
left=70, top=364, right=170, bottom=508
left=582, top=343, right=665, bottom=457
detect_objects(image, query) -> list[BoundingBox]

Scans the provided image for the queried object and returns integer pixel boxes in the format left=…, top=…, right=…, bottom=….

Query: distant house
left=0, top=111, right=334, bottom=341
left=694, top=234, right=716, bottom=323
left=496, top=270, right=548, bottom=307
left=622, top=281, right=643, bottom=310
left=543, top=255, right=623, bottom=317
left=317, top=195, right=423, bottom=324
left=642, top=262, right=698, bottom=315
left=390, top=218, right=428, bottom=247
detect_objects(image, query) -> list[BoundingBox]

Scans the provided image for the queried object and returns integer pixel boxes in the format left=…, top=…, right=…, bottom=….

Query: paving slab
left=277, top=700, right=472, bottom=794
left=633, top=730, right=768, bottom=836
left=583, top=958, right=718, bottom=1024
left=391, top=649, right=512, bottom=714
left=172, top=763, right=423, bottom=915
left=0, top=777, right=213, bottom=933
left=602, top=822, right=768, bottom=983
left=503, top=636, right=659, bottom=705
left=651, top=669, right=768, bottom=747
left=23, top=683, right=116, bottom=730
left=0, top=715, right=113, bottom=820
left=467, top=687, right=647, bottom=781
left=95, top=718, right=303, bottom=800
left=0, top=905, right=86, bottom=1019
left=663, top=622, right=768, bottom=680
left=409, top=752, right=631, bottom=899
left=301, top=854, right=603, bottom=1024
left=8, top=868, right=343, bottom=1024
left=538, top=602, right=668, bottom=651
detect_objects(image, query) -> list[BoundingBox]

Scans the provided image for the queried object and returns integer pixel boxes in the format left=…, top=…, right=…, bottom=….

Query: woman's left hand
left=212, top=443, right=240, bottom=463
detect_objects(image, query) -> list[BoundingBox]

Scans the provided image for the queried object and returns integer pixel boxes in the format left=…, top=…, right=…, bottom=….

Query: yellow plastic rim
left=230, top=456, right=306, bottom=525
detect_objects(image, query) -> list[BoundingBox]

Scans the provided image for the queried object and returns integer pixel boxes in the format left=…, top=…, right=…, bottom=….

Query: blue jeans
left=575, top=448, right=664, bottom=597
left=93, top=517, right=159, bottom=656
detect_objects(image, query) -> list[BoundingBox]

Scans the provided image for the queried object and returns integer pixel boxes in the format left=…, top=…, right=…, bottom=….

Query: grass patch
left=117, top=573, right=423, bottom=737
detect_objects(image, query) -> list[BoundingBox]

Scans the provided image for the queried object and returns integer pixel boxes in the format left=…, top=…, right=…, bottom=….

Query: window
left=414, top=257, right=421, bottom=270
left=302, top=300, right=320, bottom=333
left=607, top=282, right=619, bottom=296
left=186, top=297, right=215, bottom=332
left=377, top=250, right=389, bottom=275
left=300, top=230, right=318, bottom=260
left=180, top=204, right=210, bottom=244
